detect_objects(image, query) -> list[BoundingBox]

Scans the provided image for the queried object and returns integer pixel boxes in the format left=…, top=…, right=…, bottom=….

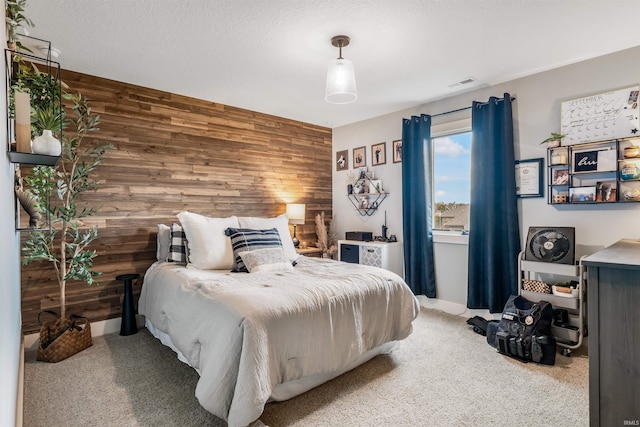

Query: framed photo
left=369, top=179, right=383, bottom=194
left=358, top=196, right=369, bottom=210
left=371, top=142, right=386, bottom=166
left=515, top=158, right=544, bottom=198
left=336, top=149, right=348, bottom=171
left=392, top=139, right=402, bottom=163
left=552, top=169, right=569, bottom=185
left=569, top=186, right=596, bottom=203
left=595, top=181, right=617, bottom=202
left=353, top=146, right=366, bottom=168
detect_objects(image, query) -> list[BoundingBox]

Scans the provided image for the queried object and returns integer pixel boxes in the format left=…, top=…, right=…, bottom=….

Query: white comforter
left=139, top=257, right=419, bottom=426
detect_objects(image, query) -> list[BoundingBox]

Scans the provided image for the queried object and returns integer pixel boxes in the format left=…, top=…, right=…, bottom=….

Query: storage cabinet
left=338, top=240, right=403, bottom=277
left=518, top=251, right=586, bottom=355
left=548, top=137, right=640, bottom=204
left=582, top=239, right=640, bottom=427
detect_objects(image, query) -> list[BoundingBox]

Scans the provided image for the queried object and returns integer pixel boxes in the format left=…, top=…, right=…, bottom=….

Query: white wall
left=1, top=14, right=23, bottom=427
left=333, top=45, right=640, bottom=312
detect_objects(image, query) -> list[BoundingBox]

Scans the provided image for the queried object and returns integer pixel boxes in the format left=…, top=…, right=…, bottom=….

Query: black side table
left=116, top=273, right=140, bottom=336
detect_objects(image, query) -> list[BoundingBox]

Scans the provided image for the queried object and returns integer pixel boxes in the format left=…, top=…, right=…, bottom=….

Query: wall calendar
left=560, top=86, right=640, bottom=145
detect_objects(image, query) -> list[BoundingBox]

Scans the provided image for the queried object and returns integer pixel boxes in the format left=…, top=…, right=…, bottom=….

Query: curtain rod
left=430, top=96, right=516, bottom=118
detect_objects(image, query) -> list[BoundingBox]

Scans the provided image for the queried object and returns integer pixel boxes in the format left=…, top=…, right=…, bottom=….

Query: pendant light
left=325, top=35, right=357, bottom=104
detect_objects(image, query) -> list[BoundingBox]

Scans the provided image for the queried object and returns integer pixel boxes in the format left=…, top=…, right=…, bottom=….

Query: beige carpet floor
left=23, top=308, right=588, bottom=426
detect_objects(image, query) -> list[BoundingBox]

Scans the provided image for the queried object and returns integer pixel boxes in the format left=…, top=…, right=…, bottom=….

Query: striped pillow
left=225, top=227, right=283, bottom=272
left=168, top=223, right=187, bottom=265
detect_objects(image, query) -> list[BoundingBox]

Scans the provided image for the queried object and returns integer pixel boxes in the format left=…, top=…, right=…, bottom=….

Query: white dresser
left=337, top=240, right=403, bottom=277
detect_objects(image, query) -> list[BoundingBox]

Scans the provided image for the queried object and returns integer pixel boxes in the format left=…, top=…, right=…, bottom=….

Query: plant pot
left=547, top=140, right=561, bottom=148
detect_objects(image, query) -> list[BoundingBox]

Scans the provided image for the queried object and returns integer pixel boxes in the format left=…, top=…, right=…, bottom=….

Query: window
left=432, top=130, right=472, bottom=231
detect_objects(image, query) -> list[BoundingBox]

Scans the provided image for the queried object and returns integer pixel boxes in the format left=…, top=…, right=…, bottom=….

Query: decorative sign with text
left=572, top=148, right=617, bottom=173
left=561, top=86, right=640, bottom=145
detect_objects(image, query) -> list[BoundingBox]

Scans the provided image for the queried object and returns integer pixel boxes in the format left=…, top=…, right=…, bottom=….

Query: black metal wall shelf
left=547, top=137, right=640, bottom=205
left=347, top=176, right=388, bottom=216
left=8, top=151, right=60, bottom=166
left=6, top=39, right=62, bottom=231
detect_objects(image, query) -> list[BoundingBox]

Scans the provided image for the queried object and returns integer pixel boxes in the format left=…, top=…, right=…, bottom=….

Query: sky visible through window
left=433, top=131, right=472, bottom=230
left=433, top=132, right=472, bottom=204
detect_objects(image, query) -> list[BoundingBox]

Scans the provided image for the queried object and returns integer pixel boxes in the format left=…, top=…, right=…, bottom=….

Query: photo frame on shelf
left=569, top=186, right=596, bottom=203
left=515, top=158, right=544, bottom=198
left=358, top=196, right=369, bottom=210
left=392, top=139, right=402, bottom=163
left=369, top=179, right=383, bottom=194
left=595, top=181, right=617, bottom=203
left=353, top=146, right=366, bottom=168
left=336, top=149, right=348, bottom=171
left=371, top=142, right=386, bottom=166
left=552, top=169, right=569, bottom=185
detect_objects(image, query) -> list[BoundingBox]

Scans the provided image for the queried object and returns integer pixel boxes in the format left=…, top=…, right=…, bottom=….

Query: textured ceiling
left=21, top=0, right=640, bottom=128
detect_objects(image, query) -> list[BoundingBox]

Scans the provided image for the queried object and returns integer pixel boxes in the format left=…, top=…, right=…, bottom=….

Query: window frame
left=431, top=118, right=472, bottom=240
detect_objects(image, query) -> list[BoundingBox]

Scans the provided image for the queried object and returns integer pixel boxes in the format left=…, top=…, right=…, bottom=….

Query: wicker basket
left=522, top=279, right=552, bottom=294
left=37, top=311, right=93, bottom=363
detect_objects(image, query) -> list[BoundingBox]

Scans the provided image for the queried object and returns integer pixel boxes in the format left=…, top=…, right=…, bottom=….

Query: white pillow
left=176, top=211, right=239, bottom=270
left=238, top=214, right=299, bottom=262
left=156, top=224, right=171, bottom=261
left=238, top=247, right=294, bottom=273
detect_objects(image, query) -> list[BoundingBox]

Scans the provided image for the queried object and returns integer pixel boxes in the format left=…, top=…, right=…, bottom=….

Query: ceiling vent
left=448, top=77, right=478, bottom=88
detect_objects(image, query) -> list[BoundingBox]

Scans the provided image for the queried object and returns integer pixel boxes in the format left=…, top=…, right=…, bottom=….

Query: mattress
left=139, top=256, right=419, bottom=426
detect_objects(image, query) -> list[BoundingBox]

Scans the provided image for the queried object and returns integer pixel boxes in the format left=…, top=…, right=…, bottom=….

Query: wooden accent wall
left=21, top=70, right=332, bottom=334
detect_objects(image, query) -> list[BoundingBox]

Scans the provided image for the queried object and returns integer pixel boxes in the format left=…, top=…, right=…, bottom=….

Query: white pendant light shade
left=325, top=35, right=357, bottom=104
left=325, top=58, right=357, bottom=104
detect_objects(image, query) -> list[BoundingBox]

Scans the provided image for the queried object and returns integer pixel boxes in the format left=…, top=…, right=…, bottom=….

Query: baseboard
left=417, top=295, right=500, bottom=320
left=16, top=336, right=24, bottom=427
left=23, top=314, right=145, bottom=352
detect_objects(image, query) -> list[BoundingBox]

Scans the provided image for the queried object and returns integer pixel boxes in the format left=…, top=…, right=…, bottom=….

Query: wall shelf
left=347, top=176, right=388, bottom=216
left=547, top=137, right=640, bottom=204
left=5, top=44, right=62, bottom=231
left=8, top=151, right=60, bottom=166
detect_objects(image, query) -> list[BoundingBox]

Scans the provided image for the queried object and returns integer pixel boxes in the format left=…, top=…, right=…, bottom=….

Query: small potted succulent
left=540, top=132, right=565, bottom=148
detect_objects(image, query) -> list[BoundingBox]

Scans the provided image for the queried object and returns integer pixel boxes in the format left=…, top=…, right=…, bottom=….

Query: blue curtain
left=401, top=114, right=436, bottom=297
left=467, top=94, right=520, bottom=312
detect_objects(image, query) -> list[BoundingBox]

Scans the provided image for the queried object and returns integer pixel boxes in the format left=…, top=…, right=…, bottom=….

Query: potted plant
left=540, top=132, right=565, bottom=148
left=21, top=93, right=112, bottom=362
left=5, top=0, right=34, bottom=51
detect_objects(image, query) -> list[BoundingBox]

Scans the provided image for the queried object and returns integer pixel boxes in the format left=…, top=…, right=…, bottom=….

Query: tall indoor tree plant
left=22, top=93, right=111, bottom=320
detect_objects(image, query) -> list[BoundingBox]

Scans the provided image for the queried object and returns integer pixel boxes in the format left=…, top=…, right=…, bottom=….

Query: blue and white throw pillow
left=225, top=227, right=284, bottom=272
left=168, top=223, right=187, bottom=265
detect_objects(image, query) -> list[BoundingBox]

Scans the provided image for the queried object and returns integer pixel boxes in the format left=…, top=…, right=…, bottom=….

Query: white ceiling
left=21, top=0, right=640, bottom=128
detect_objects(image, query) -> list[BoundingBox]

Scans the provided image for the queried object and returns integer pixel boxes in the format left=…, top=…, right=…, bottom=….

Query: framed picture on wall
left=353, top=146, right=366, bottom=168
left=392, top=139, right=402, bottom=163
left=515, top=158, right=544, bottom=198
left=371, top=142, right=386, bottom=166
left=336, top=149, right=348, bottom=171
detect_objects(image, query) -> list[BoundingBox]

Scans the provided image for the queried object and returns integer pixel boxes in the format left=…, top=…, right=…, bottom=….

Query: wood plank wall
left=21, top=70, right=332, bottom=334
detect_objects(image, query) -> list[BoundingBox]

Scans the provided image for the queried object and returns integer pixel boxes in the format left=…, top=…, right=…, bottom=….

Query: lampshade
left=325, top=35, right=357, bottom=104
left=286, top=203, right=306, bottom=225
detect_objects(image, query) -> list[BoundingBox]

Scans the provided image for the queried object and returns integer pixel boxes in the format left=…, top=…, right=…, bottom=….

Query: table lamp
left=286, top=203, right=306, bottom=248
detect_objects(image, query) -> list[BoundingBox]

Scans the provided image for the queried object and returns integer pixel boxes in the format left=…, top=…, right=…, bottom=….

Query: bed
left=138, top=212, right=419, bottom=427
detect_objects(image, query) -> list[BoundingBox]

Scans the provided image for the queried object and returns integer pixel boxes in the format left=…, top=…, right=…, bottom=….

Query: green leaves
left=22, top=92, right=111, bottom=295
left=6, top=0, right=35, bottom=45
